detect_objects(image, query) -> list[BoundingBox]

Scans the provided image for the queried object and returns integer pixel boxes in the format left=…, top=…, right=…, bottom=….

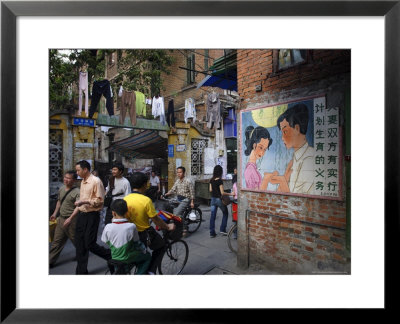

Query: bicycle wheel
left=158, top=240, right=189, bottom=275
left=184, top=207, right=202, bottom=233
left=227, top=223, right=238, bottom=254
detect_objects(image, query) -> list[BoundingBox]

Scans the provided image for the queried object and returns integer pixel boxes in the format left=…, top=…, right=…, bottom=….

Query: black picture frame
left=1, top=0, right=398, bottom=322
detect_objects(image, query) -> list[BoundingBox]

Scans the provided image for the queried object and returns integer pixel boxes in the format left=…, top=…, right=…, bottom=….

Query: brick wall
left=236, top=49, right=350, bottom=274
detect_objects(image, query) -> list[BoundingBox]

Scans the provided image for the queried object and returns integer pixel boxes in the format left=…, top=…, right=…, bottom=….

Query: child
left=101, top=199, right=151, bottom=274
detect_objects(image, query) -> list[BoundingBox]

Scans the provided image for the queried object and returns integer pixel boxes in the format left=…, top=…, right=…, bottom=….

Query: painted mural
left=240, top=96, right=341, bottom=199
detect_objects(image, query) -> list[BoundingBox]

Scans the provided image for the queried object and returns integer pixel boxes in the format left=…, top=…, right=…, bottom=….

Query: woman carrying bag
left=209, top=165, right=234, bottom=238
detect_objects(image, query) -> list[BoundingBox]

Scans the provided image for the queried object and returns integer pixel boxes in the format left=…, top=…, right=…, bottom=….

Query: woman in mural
left=244, top=126, right=274, bottom=190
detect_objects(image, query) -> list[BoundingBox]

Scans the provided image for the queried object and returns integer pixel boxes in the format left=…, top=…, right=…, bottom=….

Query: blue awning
left=197, top=51, right=237, bottom=91
left=196, top=71, right=237, bottom=91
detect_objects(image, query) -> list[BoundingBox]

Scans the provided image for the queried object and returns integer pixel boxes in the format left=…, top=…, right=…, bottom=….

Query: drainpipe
left=245, top=209, right=251, bottom=268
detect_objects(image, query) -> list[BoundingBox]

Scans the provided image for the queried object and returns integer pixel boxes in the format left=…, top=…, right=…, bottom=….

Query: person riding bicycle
left=101, top=199, right=151, bottom=275
left=124, top=172, right=175, bottom=275
left=163, top=166, right=195, bottom=236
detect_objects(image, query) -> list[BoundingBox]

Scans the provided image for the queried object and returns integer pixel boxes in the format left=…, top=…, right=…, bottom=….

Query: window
left=204, top=49, right=209, bottom=72
left=187, top=52, right=196, bottom=84
left=226, top=138, right=237, bottom=174
left=191, top=139, right=208, bottom=175
left=274, top=49, right=308, bottom=72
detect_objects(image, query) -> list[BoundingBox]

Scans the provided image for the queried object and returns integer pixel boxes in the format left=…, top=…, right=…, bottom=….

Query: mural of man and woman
left=243, top=102, right=315, bottom=195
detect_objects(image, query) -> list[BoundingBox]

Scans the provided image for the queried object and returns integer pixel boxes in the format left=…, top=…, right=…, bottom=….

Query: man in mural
left=270, top=103, right=314, bottom=194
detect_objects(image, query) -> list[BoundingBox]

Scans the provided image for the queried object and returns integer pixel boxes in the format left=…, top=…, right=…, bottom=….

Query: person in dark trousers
left=49, top=171, right=80, bottom=268
left=124, top=172, right=175, bottom=274
left=104, top=162, right=131, bottom=225
left=209, top=165, right=234, bottom=238
left=74, top=160, right=111, bottom=274
left=146, top=170, right=161, bottom=202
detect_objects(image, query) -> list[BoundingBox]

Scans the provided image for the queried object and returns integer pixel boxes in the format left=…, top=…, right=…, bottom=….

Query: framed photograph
left=2, top=0, right=397, bottom=321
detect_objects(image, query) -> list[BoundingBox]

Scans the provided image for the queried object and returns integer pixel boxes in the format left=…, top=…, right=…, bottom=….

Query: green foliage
left=114, top=49, right=174, bottom=96
left=49, top=49, right=174, bottom=112
left=49, top=49, right=106, bottom=111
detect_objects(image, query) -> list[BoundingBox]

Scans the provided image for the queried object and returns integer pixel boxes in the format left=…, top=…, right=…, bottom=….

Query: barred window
left=49, top=129, right=63, bottom=183
left=191, top=139, right=208, bottom=175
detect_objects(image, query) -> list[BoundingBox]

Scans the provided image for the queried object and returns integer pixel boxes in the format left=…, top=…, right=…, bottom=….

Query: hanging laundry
left=120, top=89, right=136, bottom=126
left=88, top=79, right=114, bottom=119
left=78, top=72, right=89, bottom=117
left=166, top=99, right=176, bottom=128
left=146, top=98, right=152, bottom=105
left=184, top=98, right=196, bottom=124
left=135, top=91, right=146, bottom=117
left=152, top=96, right=166, bottom=126
left=67, top=84, right=73, bottom=101
left=206, top=92, right=221, bottom=129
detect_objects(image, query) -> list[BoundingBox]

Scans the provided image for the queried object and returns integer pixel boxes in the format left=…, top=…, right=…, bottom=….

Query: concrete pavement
left=49, top=201, right=277, bottom=275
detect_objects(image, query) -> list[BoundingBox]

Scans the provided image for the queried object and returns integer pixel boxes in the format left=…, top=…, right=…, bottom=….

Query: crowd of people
left=49, top=160, right=237, bottom=275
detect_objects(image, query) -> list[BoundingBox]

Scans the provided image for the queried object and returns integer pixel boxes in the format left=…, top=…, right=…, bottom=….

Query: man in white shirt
left=146, top=170, right=160, bottom=201
left=270, top=104, right=315, bottom=194
left=104, top=162, right=132, bottom=225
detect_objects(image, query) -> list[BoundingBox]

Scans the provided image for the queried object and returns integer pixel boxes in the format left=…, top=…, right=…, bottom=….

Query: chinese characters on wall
left=313, top=97, right=340, bottom=198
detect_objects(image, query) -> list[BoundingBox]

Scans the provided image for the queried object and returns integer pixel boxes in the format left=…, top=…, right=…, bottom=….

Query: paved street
left=49, top=201, right=277, bottom=275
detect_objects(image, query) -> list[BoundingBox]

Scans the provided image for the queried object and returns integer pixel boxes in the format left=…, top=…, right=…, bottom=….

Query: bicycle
left=158, top=225, right=189, bottom=275
left=106, top=223, right=189, bottom=275
left=227, top=201, right=238, bottom=254
left=159, top=196, right=203, bottom=234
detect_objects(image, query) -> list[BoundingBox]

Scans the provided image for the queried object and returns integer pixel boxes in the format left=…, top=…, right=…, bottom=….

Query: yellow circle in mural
left=251, top=104, right=288, bottom=128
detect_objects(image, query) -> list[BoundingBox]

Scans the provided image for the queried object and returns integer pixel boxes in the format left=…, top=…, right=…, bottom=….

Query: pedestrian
left=49, top=171, right=80, bottom=268
left=74, top=160, right=111, bottom=274
left=146, top=170, right=160, bottom=201
left=104, top=162, right=131, bottom=225
left=101, top=199, right=151, bottom=275
left=164, top=166, right=194, bottom=236
left=209, top=165, right=234, bottom=238
left=124, top=172, right=175, bottom=274
left=231, top=170, right=238, bottom=239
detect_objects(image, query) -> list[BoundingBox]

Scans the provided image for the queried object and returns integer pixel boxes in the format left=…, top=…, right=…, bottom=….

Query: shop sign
left=73, top=118, right=95, bottom=127
left=168, top=144, right=174, bottom=157
left=76, top=143, right=94, bottom=148
left=176, top=144, right=186, bottom=152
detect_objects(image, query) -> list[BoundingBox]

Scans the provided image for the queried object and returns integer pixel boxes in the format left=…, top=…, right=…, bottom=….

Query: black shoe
left=210, top=233, right=216, bottom=238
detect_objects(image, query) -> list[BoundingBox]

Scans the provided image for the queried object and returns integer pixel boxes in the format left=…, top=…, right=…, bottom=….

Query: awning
left=196, top=70, right=237, bottom=91
left=106, top=129, right=167, bottom=159
left=197, top=50, right=237, bottom=91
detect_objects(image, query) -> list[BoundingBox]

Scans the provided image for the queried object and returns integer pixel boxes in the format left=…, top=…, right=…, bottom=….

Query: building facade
left=161, top=49, right=239, bottom=191
left=236, top=49, right=351, bottom=274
